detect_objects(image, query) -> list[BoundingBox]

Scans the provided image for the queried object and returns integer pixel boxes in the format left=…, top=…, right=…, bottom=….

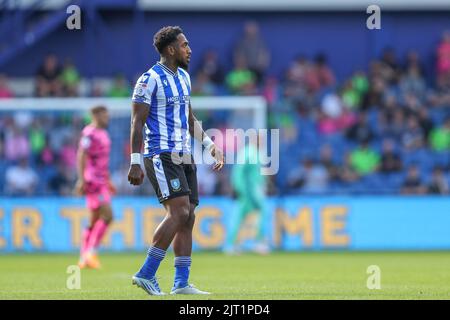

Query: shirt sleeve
left=79, top=135, right=91, bottom=150
left=132, top=73, right=157, bottom=106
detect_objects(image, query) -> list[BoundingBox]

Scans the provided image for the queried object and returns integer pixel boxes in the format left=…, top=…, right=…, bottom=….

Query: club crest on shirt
left=170, top=178, right=181, bottom=191
left=133, top=83, right=146, bottom=97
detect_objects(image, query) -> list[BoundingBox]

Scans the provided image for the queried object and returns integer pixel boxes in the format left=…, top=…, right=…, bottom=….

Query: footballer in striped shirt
left=128, top=26, right=224, bottom=296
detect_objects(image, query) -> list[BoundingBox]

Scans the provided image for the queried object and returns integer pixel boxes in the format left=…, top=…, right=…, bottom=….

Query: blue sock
left=173, top=256, right=191, bottom=289
left=136, top=246, right=166, bottom=279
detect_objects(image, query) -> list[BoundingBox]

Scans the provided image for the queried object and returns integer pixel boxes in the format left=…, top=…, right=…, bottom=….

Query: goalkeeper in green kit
left=225, top=136, right=270, bottom=254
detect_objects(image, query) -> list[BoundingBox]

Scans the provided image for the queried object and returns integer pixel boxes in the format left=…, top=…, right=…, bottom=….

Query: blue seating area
left=276, top=105, right=450, bottom=195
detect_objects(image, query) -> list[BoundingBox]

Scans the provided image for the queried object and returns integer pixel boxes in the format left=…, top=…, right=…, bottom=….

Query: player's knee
left=172, top=202, right=190, bottom=225
left=103, top=214, right=113, bottom=225
left=186, top=204, right=196, bottom=228
left=99, top=206, right=113, bottom=224
left=180, top=205, right=191, bottom=224
left=186, top=212, right=195, bottom=229
left=165, top=196, right=190, bottom=225
left=171, top=207, right=189, bottom=227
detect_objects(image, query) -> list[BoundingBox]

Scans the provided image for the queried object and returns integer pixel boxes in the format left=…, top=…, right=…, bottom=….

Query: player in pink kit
left=75, top=105, right=115, bottom=269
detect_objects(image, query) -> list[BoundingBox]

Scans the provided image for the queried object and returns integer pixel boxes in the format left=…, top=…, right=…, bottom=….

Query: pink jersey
left=79, top=124, right=111, bottom=187
left=437, top=42, right=450, bottom=74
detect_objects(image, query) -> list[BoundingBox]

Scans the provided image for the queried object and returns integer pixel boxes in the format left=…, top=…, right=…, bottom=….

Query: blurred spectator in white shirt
left=288, top=158, right=329, bottom=194
left=5, top=158, right=38, bottom=196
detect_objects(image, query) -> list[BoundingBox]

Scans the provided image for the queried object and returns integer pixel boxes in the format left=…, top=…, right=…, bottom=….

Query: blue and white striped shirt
left=132, top=62, right=192, bottom=157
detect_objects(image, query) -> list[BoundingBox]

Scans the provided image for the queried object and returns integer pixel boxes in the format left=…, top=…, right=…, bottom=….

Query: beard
left=178, top=59, right=189, bottom=71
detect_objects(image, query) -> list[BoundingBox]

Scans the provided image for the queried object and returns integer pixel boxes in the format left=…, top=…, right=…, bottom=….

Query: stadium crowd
left=1, top=22, right=450, bottom=196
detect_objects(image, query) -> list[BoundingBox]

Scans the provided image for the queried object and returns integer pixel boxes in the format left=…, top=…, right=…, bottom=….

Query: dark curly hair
left=153, top=26, right=184, bottom=54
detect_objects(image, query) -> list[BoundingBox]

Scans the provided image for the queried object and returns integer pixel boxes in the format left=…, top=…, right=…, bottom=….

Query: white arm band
left=202, top=136, right=214, bottom=151
left=130, top=153, right=142, bottom=165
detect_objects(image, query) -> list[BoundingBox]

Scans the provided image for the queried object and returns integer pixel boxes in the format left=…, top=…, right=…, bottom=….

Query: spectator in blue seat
left=5, top=158, right=38, bottom=196
left=312, top=53, right=335, bottom=92
left=379, top=47, right=402, bottom=86
left=283, top=55, right=310, bottom=100
left=402, top=115, right=425, bottom=151
left=196, top=49, right=224, bottom=85
left=35, top=54, right=63, bottom=97
left=0, top=74, right=14, bottom=98
left=234, top=21, right=270, bottom=85
left=429, top=117, right=450, bottom=151
left=379, top=108, right=405, bottom=141
left=380, top=139, right=403, bottom=173
left=403, top=50, right=425, bottom=78
left=225, top=55, right=257, bottom=95
left=319, top=144, right=340, bottom=182
left=400, top=64, right=426, bottom=101
left=361, top=75, right=386, bottom=110
left=287, top=158, right=329, bottom=194
left=48, top=161, right=75, bottom=196
left=61, top=58, right=81, bottom=97
left=4, top=125, right=30, bottom=162
left=403, top=92, right=422, bottom=114
left=349, top=140, right=380, bottom=176
left=108, top=74, right=131, bottom=97
left=401, top=165, right=427, bottom=195
left=427, top=166, right=449, bottom=195
left=346, top=112, right=374, bottom=143
left=338, top=153, right=360, bottom=183
left=192, top=71, right=216, bottom=96
left=417, top=108, right=434, bottom=142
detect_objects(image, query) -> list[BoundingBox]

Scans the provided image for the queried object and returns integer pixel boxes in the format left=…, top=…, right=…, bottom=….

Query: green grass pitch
left=0, top=251, right=449, bottom=299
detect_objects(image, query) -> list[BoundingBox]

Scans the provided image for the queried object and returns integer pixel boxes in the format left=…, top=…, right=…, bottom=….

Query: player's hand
left=128, top=164, right=145, bottom=185
left=210, top=145, right=224, bottom=171
left=108, top=180, right=117, bottom=195
left=74, top=179, right=85, bottom=196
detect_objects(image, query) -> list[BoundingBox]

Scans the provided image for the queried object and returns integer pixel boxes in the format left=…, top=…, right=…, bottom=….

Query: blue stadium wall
left=3, top=11, right=450, bottom=83
left=1, top=196, right=450, bottom=252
